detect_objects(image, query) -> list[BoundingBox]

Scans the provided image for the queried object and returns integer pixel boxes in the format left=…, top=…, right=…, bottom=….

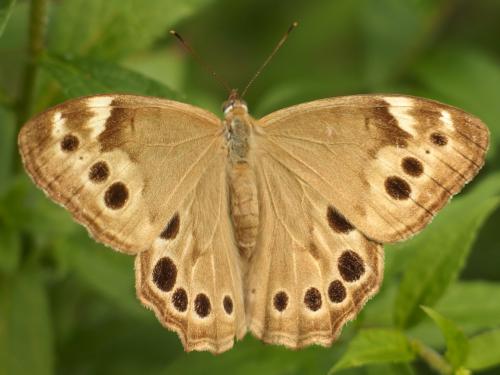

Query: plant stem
left=16, top=0, right=49, bottom=126
left=411, top=339, right=453, bottom=375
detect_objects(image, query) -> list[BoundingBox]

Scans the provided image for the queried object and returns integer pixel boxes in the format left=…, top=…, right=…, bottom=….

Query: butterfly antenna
left=241, top=21, right=298, bottom=98
left=170, top=30, right=232, bottom=94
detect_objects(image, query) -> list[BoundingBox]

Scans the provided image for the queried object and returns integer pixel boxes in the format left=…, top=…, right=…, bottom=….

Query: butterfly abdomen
left=228, top=162, right=259, bottom=259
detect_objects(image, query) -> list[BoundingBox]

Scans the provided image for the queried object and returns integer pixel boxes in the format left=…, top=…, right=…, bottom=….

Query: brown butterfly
left=18, top=23, right=489, bottom=353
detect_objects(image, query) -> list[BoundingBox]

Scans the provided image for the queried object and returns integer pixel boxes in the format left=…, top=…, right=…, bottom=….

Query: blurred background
left=1, top=0, right=499, bottom=374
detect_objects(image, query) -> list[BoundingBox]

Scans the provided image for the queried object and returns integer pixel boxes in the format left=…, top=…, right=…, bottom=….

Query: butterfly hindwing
left=135, top=151, right=246, bottom=353
left=257, top=94, right=489, bottom=243
left=18, top=94, right=223, bottom=254
left=246, top=152, right=383, bottom=348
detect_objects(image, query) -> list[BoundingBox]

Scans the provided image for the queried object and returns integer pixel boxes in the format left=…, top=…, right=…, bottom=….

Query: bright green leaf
left=421, top=306, right=468, bottom=369
left=437, top=281, right=500, bottom=331
left=48, top=0, right=215, bottom=59
left=329, top=329, right=415, bottom=373
left=0, top=272, right=54, bottom=375
left=394, top=173, right=500, bottom=328
left=466, top=329, right=500, bottom=371
left=40, top=54, right=180, bottom=99
left=0, top=0, right=16, bottom=37
left=409, top=281, right=500, bottom=350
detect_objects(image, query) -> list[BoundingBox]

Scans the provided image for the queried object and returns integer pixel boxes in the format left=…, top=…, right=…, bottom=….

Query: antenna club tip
left=169, top=30, right=177, bottom=35
left=292, top=21, right=299, bottom=27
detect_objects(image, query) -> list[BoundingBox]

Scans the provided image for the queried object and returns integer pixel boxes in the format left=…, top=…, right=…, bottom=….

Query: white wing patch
left=384, top=96, right=418, bottom=136
left=440, top=110, right=454, bottom=131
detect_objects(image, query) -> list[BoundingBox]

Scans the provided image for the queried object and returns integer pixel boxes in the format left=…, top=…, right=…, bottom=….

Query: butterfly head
left=222, top=89, right=248, bottom=117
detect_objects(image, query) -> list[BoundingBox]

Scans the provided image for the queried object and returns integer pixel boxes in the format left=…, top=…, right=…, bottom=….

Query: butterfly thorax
left=224, top=101, right=260, bottom=259
left=224, top=100, right=251, bottom=163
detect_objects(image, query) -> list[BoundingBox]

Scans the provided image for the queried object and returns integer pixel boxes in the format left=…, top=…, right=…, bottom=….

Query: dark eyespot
left=430, top=132, right=448, bottom=146
left=152, top=257, right=177, bottom=292
left=401, top=157, right=423, bottom=177
left=172, top=288, right=188, bottom=312
left=328, top=280, right=346, bottom=303
left=338, top=250, right=365, bottom=282
left=223, top=296, right=233, bottom=315
left=327, top=206, right=354, bottom=233
left=273, top=291, right=288, bottom=312
left=385, top=176, right=411, bottom=200
left=61, top=134, right=79, bottom=152
left=160, top=213, right=180, bottom=240
left=304, top=287, right=322, bottom=311
left=104, top=182, right=129, bottom=209
left=89, top=161, right=110, bottom=183
left=194, top=293, right=211, bottom=318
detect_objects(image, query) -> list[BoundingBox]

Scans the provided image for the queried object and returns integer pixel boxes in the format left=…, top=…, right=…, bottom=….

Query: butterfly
left=18, top=26, right=489, bottom=354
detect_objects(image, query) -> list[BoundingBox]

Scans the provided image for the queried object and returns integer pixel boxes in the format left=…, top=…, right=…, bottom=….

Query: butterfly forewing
left=257, top=94, right=489, bottom=243
left=18, top=94, right=223, bottom=254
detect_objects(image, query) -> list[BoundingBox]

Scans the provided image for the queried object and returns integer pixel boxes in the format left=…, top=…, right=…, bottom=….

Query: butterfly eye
left=222, top=100, right=233, bottom=114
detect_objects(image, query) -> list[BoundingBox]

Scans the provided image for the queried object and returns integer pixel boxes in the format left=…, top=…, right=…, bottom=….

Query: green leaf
left=0, top=108, right=14, bottom=192
left=466, top=329, right=500, bottom=371
left=329, top=329, right=415, bottom=373
left=409, top=281, right=500, bottom=350
left=0, top=228, right=20, bottom=275
left=360, top=0, right=424, bottom=87
left=164, top=335, right=331, bottom=375
left=0, top=272, right=54, bottom=375
left=40, top=54, right=180, bottom=99
left=436, top=281, right=500, bottom=331
left=421, top=306, right=468, bottom=369
left=0, top=0, right=16, bottom=37
left=65, top=230, right=144, bottom=317
left=394, top=173, right=500, bottom=328
left=48, top=0, right=214, bottom=59
left=365, top=363, right=416, bottom=375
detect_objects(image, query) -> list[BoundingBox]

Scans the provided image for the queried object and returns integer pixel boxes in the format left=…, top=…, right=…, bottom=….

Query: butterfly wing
left=245, top=94, right=487, bottom=348
left=135, top=148, right=246, bottom=353
left=19, top=94, right=246, bottom=352
left=256, top=94, right=489, bottom=243
left=19, top=94, right=223, bottom=254
left=246, top=152, right=383, bottom=348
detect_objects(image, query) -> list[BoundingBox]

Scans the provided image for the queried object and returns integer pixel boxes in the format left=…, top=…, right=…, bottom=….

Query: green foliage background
left=1, top=0, right=500, bottom=374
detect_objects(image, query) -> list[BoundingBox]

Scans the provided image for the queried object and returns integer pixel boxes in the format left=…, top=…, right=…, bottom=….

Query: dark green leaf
left=164, top=335, right=332, bottom=375
left=0, top=228, right=20, bottom=275
left=0, top=272, right=54, bottom=375
left=0, top=108, right=14, bottom=192
left=65, top=230, right=144, bottom=317
left=329, top=329, right=415, bottom=373
left=49, top=0, right=215, bottom=59
left=40, top=54, right=180, bottom=99
left=421, top=306, right=468, bottom=369
left=0, top=0, right=16, bottom=37
left=394, top=173, right=500, bottom=328
left=361, top=0, right=424, bottom=87
left=466, top=329, right=500, bottom=371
